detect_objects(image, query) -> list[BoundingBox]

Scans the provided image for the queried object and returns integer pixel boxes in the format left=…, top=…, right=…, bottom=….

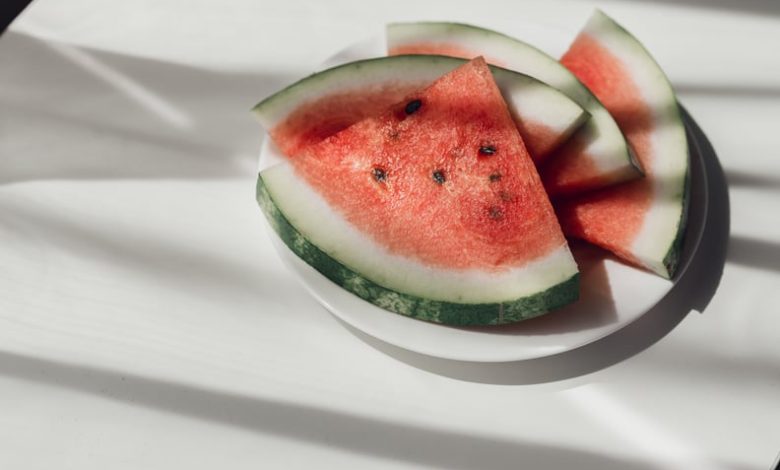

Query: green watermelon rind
left=257, top=174, right=579, bottom=326
left=661, top=102, right=692, bottom=278
left=662, top=169, right=689, bottom=277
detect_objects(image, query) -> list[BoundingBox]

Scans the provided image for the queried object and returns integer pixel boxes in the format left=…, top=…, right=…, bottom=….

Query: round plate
left=258, top=27, right=709, bottom=362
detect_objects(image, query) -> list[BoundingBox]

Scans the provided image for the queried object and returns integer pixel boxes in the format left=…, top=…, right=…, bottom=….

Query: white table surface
left=2, top=1, right=779, bottom=469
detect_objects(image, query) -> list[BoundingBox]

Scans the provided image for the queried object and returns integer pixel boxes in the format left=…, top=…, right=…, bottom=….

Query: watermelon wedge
left=253, top=55, right=588, bottom=164
left=257, top=58, right=579, bottom=325
left=555, top=11, right=689, bottom=278
left=386, top=22, right=643, bottom=196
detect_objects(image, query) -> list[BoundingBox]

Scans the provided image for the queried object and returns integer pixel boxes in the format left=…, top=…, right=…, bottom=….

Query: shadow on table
left=342, top=107, right=731, bottom=385
left=676, top=82, right=780, bottom=99
left=727, top=236, right=780, bottom=272
left=0, top=31, right=298, bottom=183
left=723, top=169, right=780, bottom=190
left=0, top=197, right=296, bottom=307
left=614, top=0, right=780, bottom=17
left=0, top=350, right=751, bottom=470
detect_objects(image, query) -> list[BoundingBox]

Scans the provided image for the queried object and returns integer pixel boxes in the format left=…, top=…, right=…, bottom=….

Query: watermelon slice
left=257, top=58, right=579, bottom=325
left=555, top=11, right=689, bottom=278
left=386, top=22, right=643, bottom=196
left=253, top=55, right=588, bottom=163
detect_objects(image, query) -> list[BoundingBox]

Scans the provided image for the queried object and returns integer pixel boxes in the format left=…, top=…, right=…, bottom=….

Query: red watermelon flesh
left=555, top=11, right=689, bottom=278
left=387, top=43, right=621, bottom=195
left=272, top=84, right=567, bottom=164
left=385, top=22, right=643, bottom=198
left=256, top=56, right=587, bottom=166
left=557, top=34, right=652, bottom=262
left=387, top=42, right=622, bottom=197
left=270, top=83, right=415, bottom=158
left=293, top=57, right=567, bottom=271
left=388, top=42, right=622, bottom=197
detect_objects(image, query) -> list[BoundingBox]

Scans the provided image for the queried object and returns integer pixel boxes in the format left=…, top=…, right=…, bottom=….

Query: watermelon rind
left=252, top=54, right=588, bottom=159
left=585, top=10, right=690, bottom=278
left=257, top=165, right=579, bottom=326
left=662, top=144, right=690, bottom=278
left=386, top=22, right=643, bottom=194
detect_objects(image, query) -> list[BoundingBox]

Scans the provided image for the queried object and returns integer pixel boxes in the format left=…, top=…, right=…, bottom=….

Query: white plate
left=258, top=29, right=709, bottom=363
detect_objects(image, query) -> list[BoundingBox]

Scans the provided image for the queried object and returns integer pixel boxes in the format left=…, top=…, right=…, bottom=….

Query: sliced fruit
left=257, top=58, right=579, bottom=325
left=386, top=21, right=642, bottom=196
left=253, top=55, right=587, bottom=163
left=555, top=10, right=690, bottom=278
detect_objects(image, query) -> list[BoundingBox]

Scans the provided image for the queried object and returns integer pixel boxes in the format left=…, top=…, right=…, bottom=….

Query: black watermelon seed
left=405, top=99, right=422, bottom=115
left=479, top=145, right=497, bottom=156
left=432, top=170, right=446, bottom=184
left=372, top=167, right=387, bottom=182
left=499, top=191, right=513, bottom=202
left=488, top=206, right=504, bottom=220
left=489, top=172, right=501, bottom=182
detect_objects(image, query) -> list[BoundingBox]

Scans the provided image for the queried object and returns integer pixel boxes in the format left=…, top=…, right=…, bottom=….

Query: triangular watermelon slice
left=257, top=58, right=579, bottom=325
left=386, top=22, right=643, bottom=197
left=254, top=55, right=588, bottom=164
left=555, top=11, right=690, bottom=278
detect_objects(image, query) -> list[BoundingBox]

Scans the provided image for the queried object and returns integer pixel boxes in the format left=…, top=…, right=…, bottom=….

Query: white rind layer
left=583, top=11, right=688, bottom=276
left=253, top=55, right=585, bottom=143
left=386, top=22, right=630, bottom=174
left=496, top=71, right=585, bottom=137
left=262, top=162, right=578, bottom=303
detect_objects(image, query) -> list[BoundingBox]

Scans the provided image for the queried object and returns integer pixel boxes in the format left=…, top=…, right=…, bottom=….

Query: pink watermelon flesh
left=554, top=17, right=686, bottom=276
left=388, top=43, right=635, bottom=196
left=270, top=79, right=565, bottom=165
left=271, top=83, right=414, bottom=158
left=557, top=34, right=651, bottom=264
left=292, top=58, right=568, bottom=270
left=512, top=116, right=562, bottom=163
left=540, top=128, right=629, bottom=197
